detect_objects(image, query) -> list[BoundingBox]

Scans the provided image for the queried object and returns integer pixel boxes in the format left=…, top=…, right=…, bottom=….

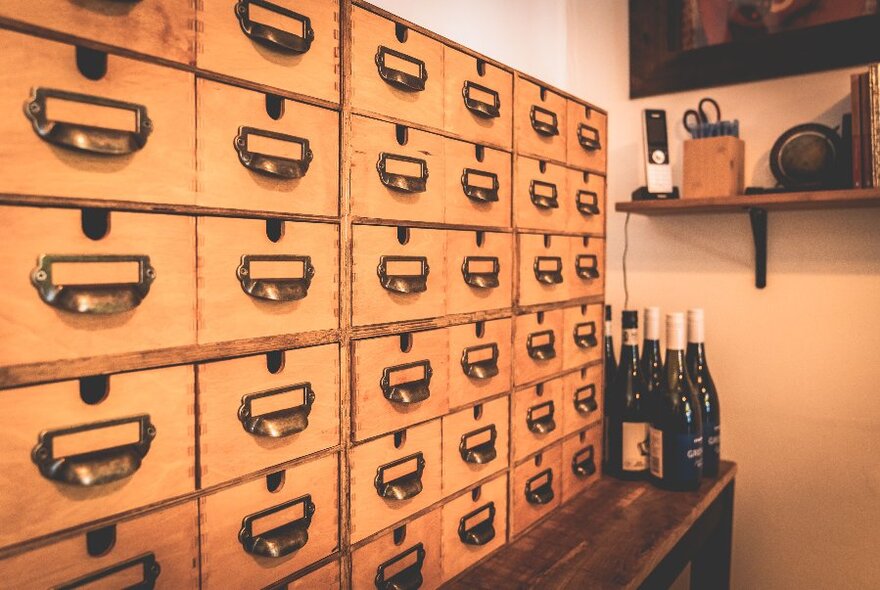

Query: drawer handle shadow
left=461, top=256, right=500, bottom=289
left=460, top=342, right=499, bottom=379
left=377, top=255, right=430, bottom=294
left=524, top=468, right=555, bottom=505
left=31, top=254, right=156, bottom=315
left=380, top=360, right=432, bottom=404
left=529, top=105, right=559, bottom=137
left=573, top=321, right=598, bottom=349
left=526, top=330, right=556, bottom=361
left=25, top=87, right=152, bottom=155
left=377, top=153, right=429, bottom=193
left=575, top=254, right=600, bottom=280
left=578, top=122, right=602, bottom=151
left=461, top=168, right=499, bottom=203
left=458, top=502, right=497, bottom=546
left=237, top=254, right=315, bottom=302
left=459, top=424, right=497, bottom=464
left=576, top=190, right=600, bottom=216
left=234, top=126, right=313, bottom=179
left=375, top=45, right=428, bottom=92
left=462, top=80, right=501, bottom=119
left=574, top=384, right=599, bottom=415
left=32, top=414, right=156, bottom=486
left=375, top=543, right=425, bottom=590
left=529, top=180, right=559, bottom=210
left=54, top=552, right=161, bottom=590
left=238, top=382, right=315, bottom=438
left=375, top=452, right=426, bottom=500
left=239, top=494, right=315, bottom=558
left=235, top=0, right=314, bottom=54
left=533, top=256, right=563, bottom=285
left=526, top=400, right=556, bottom=435
left=572, top=445, right=597, bottom=478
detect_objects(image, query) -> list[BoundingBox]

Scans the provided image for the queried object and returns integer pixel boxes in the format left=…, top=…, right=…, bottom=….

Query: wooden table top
left=442, top=461, right=738, bottom=590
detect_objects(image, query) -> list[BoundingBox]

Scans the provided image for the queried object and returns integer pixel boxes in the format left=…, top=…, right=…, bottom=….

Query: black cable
left=623, top=212, right=631, bottom=309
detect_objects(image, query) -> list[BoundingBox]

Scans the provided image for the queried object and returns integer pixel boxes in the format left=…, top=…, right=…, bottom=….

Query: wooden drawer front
left=514, top=78, right=566, bottom=162
left=447, top=319, right=512, bottom=409
left=197, top=217, right=339, bottom=344
left=562, top=303, right=604, bottom=370
left=349, top=420, right=442, bottom=543
left=441, top=397, right=510, bottom=495
left=563, top=365, right=603, bottom=436
left=196, top=79, right=339, bottom=216
left=198, top=0, right=339, bottom=103
left=288, top=560, right=341, bottom=589
left=511, top=444, right=562, bottom=537
left=0, top=1, right=194, bottom=64
left=352, top=329, right=449, bottom=441
left=567, top=101, right=607, bottom=172
left=0, top=366, right=194, bottom=549
left=513, top=310, right=564, bottom=386
left=0, top=31, right=195, bottom=205
left=562, top=426, right=602, bottom=503
left=351, top=6, right=444, bottom=129
left=516, top=233, right=570, bottom=307
left=568, top=236, right=605, bottom=299
left=565, top=169, right=606, bottom=234
left=443, top=47, right=513, bottom=149
left=513, top=157, right=569, bottom=232
left=200, top=453, right=339, bottom=590
left=0, top=501, right=199, bottom=589
left=198, top=344, right=340, bottom=487
left=352, top=225, right=446, bottom=326
left=446, top=230, right=513, bottom=314
left=441, top=474, right=508, bottom=581
left=350, top=116, right=445, bottom=224
left=445, top=139, right=512, bottom=228
left=0, top=207, right=195, bottom=366
left=512, top=377, right=564, bottom=462
left=352, top=508, right=443, bottom=590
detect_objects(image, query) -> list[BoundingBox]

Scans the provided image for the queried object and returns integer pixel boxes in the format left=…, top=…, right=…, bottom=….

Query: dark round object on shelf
left=769, top=123, right=842, bottom=189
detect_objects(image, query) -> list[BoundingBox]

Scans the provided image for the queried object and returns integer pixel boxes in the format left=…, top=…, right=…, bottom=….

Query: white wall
left=371, top=1, right=880, bottom=588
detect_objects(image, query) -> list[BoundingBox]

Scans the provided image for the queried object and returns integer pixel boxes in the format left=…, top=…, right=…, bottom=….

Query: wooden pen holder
left=683, top=136, right=745, bottom=198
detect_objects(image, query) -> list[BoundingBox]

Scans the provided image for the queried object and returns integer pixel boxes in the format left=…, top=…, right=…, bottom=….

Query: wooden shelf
left=615, top=188, right=880, bottom=215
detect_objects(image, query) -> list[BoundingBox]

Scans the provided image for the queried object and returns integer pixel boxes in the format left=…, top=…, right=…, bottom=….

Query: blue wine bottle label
left=704, top=423, right=720, bottom=472
left=674, top=433, right=703, bottom=481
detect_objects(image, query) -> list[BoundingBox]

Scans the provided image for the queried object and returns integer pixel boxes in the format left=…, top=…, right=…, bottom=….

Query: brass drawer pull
left=375, top=45, right=428, bottom=92
left=236, top=254, right=315, bottom=302
left=458, top=424, right=497, bottom=464
left=234, top=126, right=314, bottom=179
left=54, top=552, right=161, bottom=590
left=572, top=445, right=597, bottom=478
left=524, top=468, right=555, bottom=505
left=461, top=168, right=499, bottom=203
left=578, top=122, right=602, bottom=151
left=461, top=255, right=500, bottom=289
left=533, top=256, right=563, bottom=285
left=574, top=384, right=599, bottom=415
left=239, top=494, right=315, bottom=558
left=576, top=190, right=600, bottom=216
left=529, top=105, right=559, bottom=137
left=32, top=414, right=156, bottom=487
left=375, top=543, right=425, bottom=590
left=377, top=255, right=430, bottom=294
left=458, top=502, right=496, bottom=546
left=375, top=452, right=426, bottom=500
left=462, top=80, right=501, bottom=119
left=526, top=329, right=556, bottom=361
left=235, top=0, right=314, bottom=54
left=529, top=179, right=559, bottom=209
left=460, top=342, right=499, bottom=380
left=25, top=87, right=152, bottom=155
left=377, top=152, right=429, bottom=193
left=575, top=254, right=600, bottom=280
left=238, top=382, right=315, bottom=438
left=380, top=359, right=433, bottom=404
left=573, top=321, right=598, bottom=349
left=31, top=254, right=156, bottom=315
left=526, top=400, right=556, bottom=435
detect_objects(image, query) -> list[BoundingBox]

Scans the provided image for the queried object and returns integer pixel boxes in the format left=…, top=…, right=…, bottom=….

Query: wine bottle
left=649, top=313, right=703, bottom=491
left=604, top=310, right=651, bottom=479
left=604, top=304, right=617, bottom=383
left=687, top=308, right=720, bottom=478
left=641, top=306, right=663, bottom=395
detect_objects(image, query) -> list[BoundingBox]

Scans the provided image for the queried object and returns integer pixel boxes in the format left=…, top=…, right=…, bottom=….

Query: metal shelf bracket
left=748, top=207, right=768, bottom=289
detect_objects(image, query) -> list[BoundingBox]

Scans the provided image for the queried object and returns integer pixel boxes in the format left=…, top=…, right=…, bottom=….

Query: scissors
left=683, top=97, right=722, bottom=139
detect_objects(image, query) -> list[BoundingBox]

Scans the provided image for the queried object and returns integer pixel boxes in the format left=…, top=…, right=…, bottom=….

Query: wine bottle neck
left=686, top=342, right=708, bottom=364
left=665, top=348, right=687, bottom=374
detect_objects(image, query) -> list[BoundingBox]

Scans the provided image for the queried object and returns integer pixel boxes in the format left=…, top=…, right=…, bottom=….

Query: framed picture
left=630, top=0, right=880, bottom=97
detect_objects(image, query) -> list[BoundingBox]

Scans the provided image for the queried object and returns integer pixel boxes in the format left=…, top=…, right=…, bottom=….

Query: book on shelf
left=851, top=64, right=880, bottom=188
